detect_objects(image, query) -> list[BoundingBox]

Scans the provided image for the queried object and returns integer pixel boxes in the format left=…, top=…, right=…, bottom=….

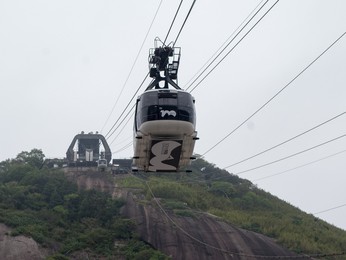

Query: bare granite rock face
left=121, top=191, right=299, bottom=260
left=0, top=224, right=50, bottom=260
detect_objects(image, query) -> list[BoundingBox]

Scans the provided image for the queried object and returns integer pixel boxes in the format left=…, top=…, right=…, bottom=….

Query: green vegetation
left=122, top=158, right=346, bottom=257
left=0, top=149, right=169, bottom=259
left=1, top=150, right=345, bottom=259
left=117, top=174, right=146, bottom=189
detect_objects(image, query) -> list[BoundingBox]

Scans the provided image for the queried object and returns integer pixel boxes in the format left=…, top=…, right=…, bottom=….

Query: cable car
left=133, top=39, right=198, bottom=172
left=97, top=159, right=107, bottom=171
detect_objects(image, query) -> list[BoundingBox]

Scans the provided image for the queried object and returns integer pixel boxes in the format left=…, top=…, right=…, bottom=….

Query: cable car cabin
left=97, top=159, right=107, bottom=171
left=133, top=89, right=197, bottom=172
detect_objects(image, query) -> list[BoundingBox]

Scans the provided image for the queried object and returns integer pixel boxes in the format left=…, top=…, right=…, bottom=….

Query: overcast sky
left=1, top=0, right=345, bottom=231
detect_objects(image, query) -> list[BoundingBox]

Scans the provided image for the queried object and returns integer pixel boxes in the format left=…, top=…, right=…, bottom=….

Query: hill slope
left=1, top=154, right=345, bottom=259
left=65, top=168, right=299, bottom=259
left=65, top=159, right=346, bottom=259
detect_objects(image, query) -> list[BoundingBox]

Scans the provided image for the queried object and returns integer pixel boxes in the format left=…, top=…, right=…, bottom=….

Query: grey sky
left=1, top=0, right=345, bottom=230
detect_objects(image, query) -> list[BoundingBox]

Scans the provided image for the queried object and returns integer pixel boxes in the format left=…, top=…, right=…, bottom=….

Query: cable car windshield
left=135, top=90, right=195, bottom=129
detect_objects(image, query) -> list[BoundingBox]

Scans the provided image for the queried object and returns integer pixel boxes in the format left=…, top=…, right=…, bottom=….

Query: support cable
left=101, top=0, right=163, bottom=134
left=109, top=109, right=135, bottom=145
left=173, top=0, right=196, bottom=46
left=104, top=0, right=192, bottom=142
left=104, top=73, right=149, bottom=140
left=164, top=0, right=184, bottom=45
left=188, top=0, right=279, bottom=93
left=253, top=149, right=346, bottom=181
left=185, top=0, right=269, bottom=91
left=314, top=203, right=346, bottom=215
left=235, top=134, right=346, bottom=175
left=201, top=31, right=346, bottom=157
left=224, top=111, right=346, bottom=169
left=112, top=141, right=133, bottom=154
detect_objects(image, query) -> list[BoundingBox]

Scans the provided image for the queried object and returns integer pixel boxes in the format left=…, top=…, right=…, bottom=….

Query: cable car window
left=158, top=92, right=177, bottom=98
left=147, top=105, right=158, bottom=120
left=158, top=91, right=177, bottom=106
left=178, top=92, right=194, bottom=108
left=177, top=92, right=195, bottom=123
left=135, top=90, right=196, bottom=126
left=158, top=98, right=177, bottom=106
left=135, top=98, right=142, bottom=130
left=141, top=92, right=158, bottom=105
left=136, top=92, right=159, bottom=126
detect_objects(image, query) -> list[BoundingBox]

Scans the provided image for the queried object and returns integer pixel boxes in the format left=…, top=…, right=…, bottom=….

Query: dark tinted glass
left=135, top=90, right=195, bottom=129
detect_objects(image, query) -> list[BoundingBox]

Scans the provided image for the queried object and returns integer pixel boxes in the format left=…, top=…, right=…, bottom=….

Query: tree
left=16, top=149, right=45, bottom=169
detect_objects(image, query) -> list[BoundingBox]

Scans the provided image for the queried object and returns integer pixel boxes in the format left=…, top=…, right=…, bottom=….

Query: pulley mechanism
left=146, top=37, right=181, bottom=90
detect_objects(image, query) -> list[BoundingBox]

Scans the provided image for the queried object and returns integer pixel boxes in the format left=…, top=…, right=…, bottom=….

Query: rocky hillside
left=1, top=153, right=345, bottom=259
left=65, top=169, right=299, bottom=259
left=0, top=224, right=50, bottom=260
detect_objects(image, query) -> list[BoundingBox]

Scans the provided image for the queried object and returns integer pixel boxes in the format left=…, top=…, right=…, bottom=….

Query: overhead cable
left=188, top=0, right=279, bottom=93
left=104, top=73, right=149, bottom=140
left=314, top=203, right=346, bottom=215
left=173, top=0, right=196, bottom=46
left=101, top=0, right=163, bottom=134
left=253, top=149, right=346, bottom=181
left=164, top=0, right=184, bottom=45
left=224, top=111, right=346, bottom=169
left=105, top=0, right=194, bottom=142
left=185, top=0, right=269, bottom=91
left=112, top=141, right=133, bottom=154
left=109, top=109, right=135, bottom=145
left=235, top=134, right=346, bottom=175
left=202, top=31, right=346, bottom=157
